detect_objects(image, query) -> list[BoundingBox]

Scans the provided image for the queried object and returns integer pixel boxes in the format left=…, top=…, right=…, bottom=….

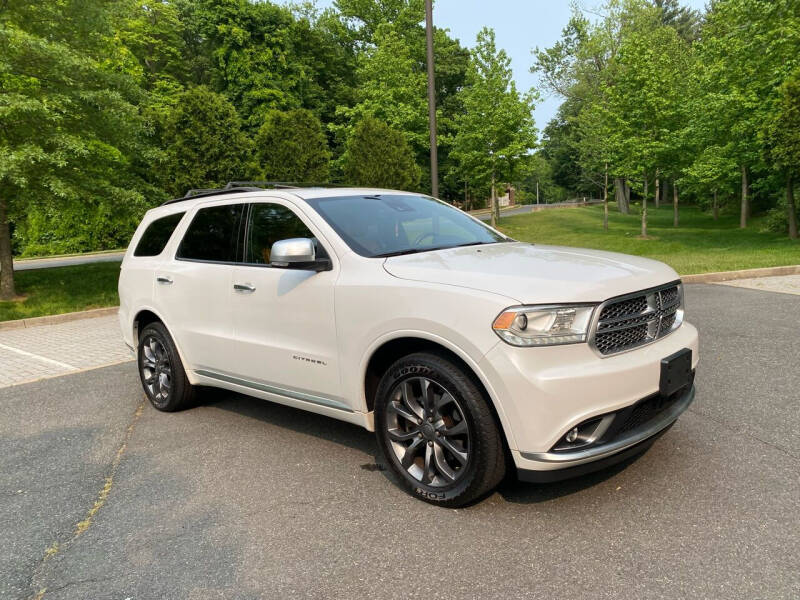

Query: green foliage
left=452, top=28, right=537, bottom=196
left=255, top=109, right=331, bottom=182
left=341, top=117, right=420, bottom=189
left=0, top=0, right=156, bottom=293
left=334, top=24, right=429, bottom=162
left=762, top=68, right=800, bottom=174
left=161, top=86, right=251, bottom=196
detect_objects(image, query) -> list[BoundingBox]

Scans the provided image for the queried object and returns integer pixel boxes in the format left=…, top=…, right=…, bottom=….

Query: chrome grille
left=591, top=282, right=683, bottom=356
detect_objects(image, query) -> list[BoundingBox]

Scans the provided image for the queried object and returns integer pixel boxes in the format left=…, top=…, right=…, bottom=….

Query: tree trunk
left=624, top=180, right=631, bottom=211
left=673, top=180, right=679, bottom=227
left=654, top=172, right=660, bottom=209
left=712, top=189, right=718, bottom=220
left=615, top=177, right=629, bottom=213
left=0, top=198, right=16, bottom=301
left=787, top=172, right=798, bottom=240
left=490, top=173, right=497, bottom=229
left=641, top=171, right=648, bottom=237
left=603, top=162, right=609, bottom=232
left=740, top=165, right=748, bottom=228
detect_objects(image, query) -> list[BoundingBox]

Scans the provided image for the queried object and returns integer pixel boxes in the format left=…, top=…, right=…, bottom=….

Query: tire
left=137, top=322, right=195, bottom=412
left=374, top=352, right=506, bottom=507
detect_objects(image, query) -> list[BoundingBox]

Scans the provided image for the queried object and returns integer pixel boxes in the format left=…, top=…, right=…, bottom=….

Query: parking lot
left=2, top=283, right=798, bottom=599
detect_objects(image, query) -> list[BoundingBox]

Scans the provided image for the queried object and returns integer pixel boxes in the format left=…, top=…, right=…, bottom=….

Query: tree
left=254, top=109, right=331, bottom=182
left=652, top=0, right=701, bottom=43
left=762, top=68, right=800, bottom=239
left=452, top=28, right=536, bottom=226
left=161, top=87, right=251, bottom=196
left=334, top=24, right=429, bottom=165
left=688, top=0, right=800, bottom=228
left=333, top=1, right=469, bottom=198
left=582, top=4, right=690, bottom=236
left=532, top=4, right=632, bottom=212
left=341, top=116, right=420, bottom=189
left=0, top=0, right=150, bottom=299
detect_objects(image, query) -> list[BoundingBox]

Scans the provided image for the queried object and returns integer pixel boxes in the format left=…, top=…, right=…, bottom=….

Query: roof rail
left=161, top=181, right=346, bottom=206
left=161, top=186, right=262, bottom=206
left=225, top=181, right=349, bottom=189
left=224, top=181, right=300, bottom=190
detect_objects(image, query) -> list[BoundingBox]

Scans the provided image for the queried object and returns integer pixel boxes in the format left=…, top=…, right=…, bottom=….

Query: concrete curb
left=0, top=306, right=118, bottom=331
left=682, top=264, right=800, bottom=284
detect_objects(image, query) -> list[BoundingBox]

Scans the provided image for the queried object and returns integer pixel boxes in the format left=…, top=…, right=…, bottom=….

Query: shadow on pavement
left=198, top=387, right=653, bottom=507
left=498, top=451, right=649, bottom=504
left=201, top=388, right=378, bottom=457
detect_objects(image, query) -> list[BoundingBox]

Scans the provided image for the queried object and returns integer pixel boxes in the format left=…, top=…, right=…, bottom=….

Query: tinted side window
left=245, top=203, right=326, bottom=264
left=133, top=212, right=185, bottom=257
left=177, top=204, right=245, bottom=262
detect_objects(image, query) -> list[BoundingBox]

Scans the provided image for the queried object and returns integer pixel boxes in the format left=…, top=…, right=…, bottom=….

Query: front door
left=229, top=200, right=343, bottom=405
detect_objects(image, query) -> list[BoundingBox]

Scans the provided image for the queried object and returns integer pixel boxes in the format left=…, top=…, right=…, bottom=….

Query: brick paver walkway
left=0, top=314, right=133, bottom=387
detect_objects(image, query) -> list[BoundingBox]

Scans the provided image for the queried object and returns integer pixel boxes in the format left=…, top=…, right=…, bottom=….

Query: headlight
left=492, top=305, right=597, bottom=346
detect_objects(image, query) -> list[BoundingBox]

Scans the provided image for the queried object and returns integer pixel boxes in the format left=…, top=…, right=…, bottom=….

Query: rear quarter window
left=133, top=212, right=185, bottom=257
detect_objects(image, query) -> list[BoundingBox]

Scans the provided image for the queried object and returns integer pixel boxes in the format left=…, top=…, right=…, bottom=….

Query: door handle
left=234, top=283, right=256, bottom=293
left=156, top=276, right=173, bottom=285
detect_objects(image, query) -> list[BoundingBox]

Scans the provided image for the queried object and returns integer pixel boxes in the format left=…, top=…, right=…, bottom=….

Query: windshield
left=305, top=194, right=509, bottom=258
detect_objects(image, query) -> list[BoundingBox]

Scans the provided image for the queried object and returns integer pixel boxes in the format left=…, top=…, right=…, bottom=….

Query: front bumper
left=516, top=383, right=694, bottom=482
left=479, top=321, right=699, bottom=455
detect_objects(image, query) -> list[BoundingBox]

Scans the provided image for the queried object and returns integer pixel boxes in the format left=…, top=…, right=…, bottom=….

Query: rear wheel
left=374, top=352, right=506, bottom=507
left=137, top=322, right=195, bottom=411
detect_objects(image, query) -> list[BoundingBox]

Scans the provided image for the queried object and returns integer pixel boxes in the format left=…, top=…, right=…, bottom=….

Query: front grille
left=592, top=282, right=682, bottom=356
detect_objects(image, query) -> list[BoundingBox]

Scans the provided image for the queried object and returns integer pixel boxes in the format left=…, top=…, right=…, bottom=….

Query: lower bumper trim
left=520, top=384, right=695, bottom=468
left=516, top=424, right=672, bottom=483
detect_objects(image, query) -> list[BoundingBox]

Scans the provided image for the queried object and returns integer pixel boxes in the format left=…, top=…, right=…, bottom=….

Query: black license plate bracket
left=659, top=348, right=692, bottom=396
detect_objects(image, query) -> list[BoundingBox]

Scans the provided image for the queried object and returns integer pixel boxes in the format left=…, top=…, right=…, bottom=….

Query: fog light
left=565, top=427, right=579, bottom=443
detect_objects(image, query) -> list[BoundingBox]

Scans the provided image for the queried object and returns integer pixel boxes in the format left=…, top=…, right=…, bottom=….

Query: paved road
left=13, top=252, right=125, bottom=271
left=2, top=284, right=798, bottom=599
left=473, top=200, right=603, bottom=221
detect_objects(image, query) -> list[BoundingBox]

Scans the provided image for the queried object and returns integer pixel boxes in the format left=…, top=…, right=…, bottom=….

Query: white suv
left=119, top=186, right=698, bottom=506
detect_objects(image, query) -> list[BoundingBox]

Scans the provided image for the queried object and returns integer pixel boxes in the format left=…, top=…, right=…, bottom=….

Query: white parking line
left=0, top=342, right=78, bottom=371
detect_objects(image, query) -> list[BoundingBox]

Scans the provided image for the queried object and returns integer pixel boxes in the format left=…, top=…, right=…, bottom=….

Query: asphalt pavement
left=1, top=284, right=798, bottom=599
left=13, top=252, right=125, bottom=271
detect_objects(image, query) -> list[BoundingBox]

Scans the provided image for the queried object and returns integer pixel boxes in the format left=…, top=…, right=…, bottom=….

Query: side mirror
left=270, top=238, right=331, bottom=272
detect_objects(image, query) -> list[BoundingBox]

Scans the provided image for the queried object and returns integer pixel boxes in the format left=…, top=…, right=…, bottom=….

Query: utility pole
left=425, top=0, right=439, bottom=198
left=536, top=180, right=539, bottom=205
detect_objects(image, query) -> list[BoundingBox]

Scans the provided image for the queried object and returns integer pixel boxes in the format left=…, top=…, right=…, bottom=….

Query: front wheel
left=374, top=352, right=506, bottom=507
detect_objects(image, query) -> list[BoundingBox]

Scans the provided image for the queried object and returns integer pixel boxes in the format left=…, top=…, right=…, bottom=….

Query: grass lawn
left=0, top=261, right=120, bottom=322
left=497, top=203, right=800, bottom=275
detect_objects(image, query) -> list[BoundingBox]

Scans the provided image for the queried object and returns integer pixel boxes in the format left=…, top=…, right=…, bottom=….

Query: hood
left=382, top=242, right=679, bottom=304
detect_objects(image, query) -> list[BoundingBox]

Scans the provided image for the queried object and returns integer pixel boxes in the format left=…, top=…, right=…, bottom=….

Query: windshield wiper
left=374, top=241, right=494, bottom=258
left=373, top=248, right=430, bottom=258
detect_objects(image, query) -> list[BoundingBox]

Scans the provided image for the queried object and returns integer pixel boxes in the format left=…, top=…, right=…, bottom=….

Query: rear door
left=228, top=199, right=343, bottom=405
left=154, top=202, right=245, bottom=372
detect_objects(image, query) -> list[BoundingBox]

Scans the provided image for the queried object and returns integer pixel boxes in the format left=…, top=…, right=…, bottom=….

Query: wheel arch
left=361, top=332, right=517, bottom=450
left=133, top=308, right=164, bottom=346
left=131, top=307, right=195, bottom=382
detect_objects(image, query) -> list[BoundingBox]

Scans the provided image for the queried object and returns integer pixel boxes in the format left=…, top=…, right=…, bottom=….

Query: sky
left=284, top=0, right=708, bottom=130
